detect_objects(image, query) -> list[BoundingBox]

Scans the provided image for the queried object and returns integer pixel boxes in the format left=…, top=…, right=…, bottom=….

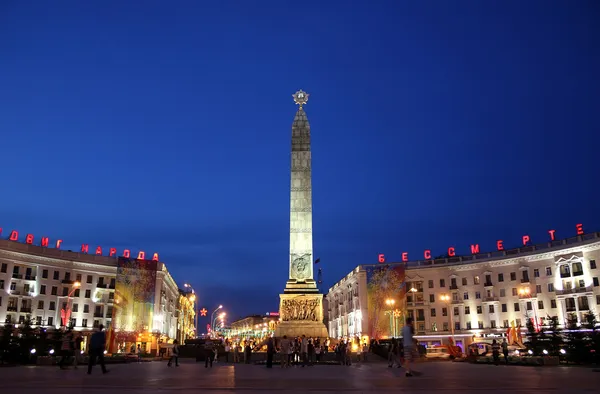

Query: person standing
left=279, top=335, right=290, bottom=368
left=266, top=337, right=275, bottom=368
left=73, top=333, right=83, bottom=369
left=87, top=325, right=108, bottom=375
left=58, top=330, right=74, bottom=370
left=167, top=340, right=179, bottom=367
left=204, top=339, right=214, bottom=368
left=224, top=341, right=231, bottom=363
left=491, top=339, right=501, bottom=366
left=501, top=338, right=509, bottom=364
left=300, top=335, right=308, bottom=367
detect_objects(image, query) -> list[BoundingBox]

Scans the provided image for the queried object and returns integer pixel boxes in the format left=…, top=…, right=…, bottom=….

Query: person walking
left=87, top=325, right=108, bottom=375
left=167, top=340, right=179, bottom=367
left=402, top=318, right=420, bottom=377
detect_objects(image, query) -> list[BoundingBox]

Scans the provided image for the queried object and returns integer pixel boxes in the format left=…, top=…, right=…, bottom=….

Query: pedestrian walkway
left=1, top=360, right=597, bottom=393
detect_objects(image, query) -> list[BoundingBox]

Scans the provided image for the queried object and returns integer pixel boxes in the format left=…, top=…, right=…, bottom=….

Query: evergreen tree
left=545, top=316, right=563, bottom=356
left=18, top=318, right=38, bottom=363
left=583, top=311, right=599, bottom=365
left=525, top=317, right=541, bottom=354
left=564, top=313, right=585, bottom=364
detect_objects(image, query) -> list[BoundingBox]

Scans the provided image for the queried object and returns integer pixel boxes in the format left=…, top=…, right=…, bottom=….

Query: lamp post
left=61, top=281, right=81, bottom=327
left=184, top=283, right=197, bottom=338
left=385, top=298, right=396, bottom=337
left=519, top=287, right=539, bottom=332
left=440, top=294, right=455, bottom=344
left=210, top=305, right=223, bottom=337
left=403, top=287, right=418, bottom=330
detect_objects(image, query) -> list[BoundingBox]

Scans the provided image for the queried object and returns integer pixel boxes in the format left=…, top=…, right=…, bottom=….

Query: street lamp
left=403, top=287, right=418, bottom=329
left=385, top=298, right=396, bottom=337
left=519, top=287, right=539, bottom=332
left=440, top=294, right=456, bottom=345
left=184, top=283, right=198, bottom=338
left=210, top=305, right=223, bottom=337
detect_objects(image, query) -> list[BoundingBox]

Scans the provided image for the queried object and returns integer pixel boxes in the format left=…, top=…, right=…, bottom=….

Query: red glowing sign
left=2, top=226, right=159, bottom=261
left=379, top=224, right=586, bottom=263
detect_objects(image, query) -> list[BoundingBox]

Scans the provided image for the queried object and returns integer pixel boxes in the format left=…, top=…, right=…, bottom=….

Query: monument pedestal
left=275, top=293, right=328, bottom=338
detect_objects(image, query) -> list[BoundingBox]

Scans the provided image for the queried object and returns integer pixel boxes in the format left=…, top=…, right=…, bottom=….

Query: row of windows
left=409, top=296, right=598, bottom=320
left=0, top=280, right=117, bottom=299
left=4, top=314, right=103, bottom=328
left=1, top=297, right=112, bottom=315
left=422, top=261, right=596, bottom=289
left=0, top=264, right=114, bottom=286
left=429, top=299, right=557, bottom=317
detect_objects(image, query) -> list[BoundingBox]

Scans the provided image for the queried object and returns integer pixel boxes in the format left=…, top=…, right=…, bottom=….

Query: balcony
left=20, top=307, right=32, bottom=313
left=483, top=296, right=499, bottom=302
left=7, top=306, right=18, bottom=312
left=560, top=272, right=571, bottom=279
left=555, top=286, right=593, bottom=296
left=61, top=279, right=75, bottom=284
left=520, top=278, right=530, bottom=284
left=97, top=283, right=108, bottom=289
left=449, top=284, right=459, bottom=290
left=12, top=274, right=23, bottom=279
left=484, top=282, right=493, bottom=287
left=93, top=312, right=104, bottom=318
left=24, top=275, right=36, bottom=281
left=518, top=293, right=537, bottom=300
left=572, top=271, right=584, bottom=277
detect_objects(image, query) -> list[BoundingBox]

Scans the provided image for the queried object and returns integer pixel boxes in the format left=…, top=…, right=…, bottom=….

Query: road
left=0, top=360, right=598, bottom=393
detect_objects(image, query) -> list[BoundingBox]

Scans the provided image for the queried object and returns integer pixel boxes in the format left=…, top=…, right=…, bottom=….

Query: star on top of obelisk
left=293, top=90, right=309, bottom=108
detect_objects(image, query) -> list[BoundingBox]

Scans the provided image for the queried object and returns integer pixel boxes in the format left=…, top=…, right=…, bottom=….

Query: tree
left=583, top=311, right=599, bottom=365
left=18, top=318, right=38, bottom=363
left=545, top=315, right=563, bottom=356
left=564, top=313, right=585, bottom=364
left=525, top=317, right=541, bottom=355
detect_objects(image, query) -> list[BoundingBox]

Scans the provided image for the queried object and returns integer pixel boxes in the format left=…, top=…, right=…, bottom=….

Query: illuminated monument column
left=275, top=90, right=328, bottom=339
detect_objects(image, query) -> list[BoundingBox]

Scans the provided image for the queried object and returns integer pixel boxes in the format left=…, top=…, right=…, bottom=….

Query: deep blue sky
left=1, top=1, right=599, bottom=326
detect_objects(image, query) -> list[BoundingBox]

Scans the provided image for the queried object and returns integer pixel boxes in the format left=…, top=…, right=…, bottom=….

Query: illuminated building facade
left=176, top=289, right=196, bottom=343
left=326, top=232, right=600, bottom=348
left=230, top=313, right=280, bottom=338
left=0, top=238, right=180, bottom=354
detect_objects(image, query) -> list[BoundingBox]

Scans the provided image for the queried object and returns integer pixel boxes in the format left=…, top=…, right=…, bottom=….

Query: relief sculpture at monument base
left=275, top=293, right=328, bottom=338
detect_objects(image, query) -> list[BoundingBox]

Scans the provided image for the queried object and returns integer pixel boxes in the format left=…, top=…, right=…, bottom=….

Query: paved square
left=1, top=360, right=598, bottom=393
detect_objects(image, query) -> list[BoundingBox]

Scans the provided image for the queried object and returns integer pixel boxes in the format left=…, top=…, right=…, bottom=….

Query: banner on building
left=366, top=263, right=406, bottom=339
left=112, top=257, right=158, bottom=335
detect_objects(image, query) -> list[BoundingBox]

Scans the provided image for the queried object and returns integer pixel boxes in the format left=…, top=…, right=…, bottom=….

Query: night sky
left=1, top=1, right=599, bottom=327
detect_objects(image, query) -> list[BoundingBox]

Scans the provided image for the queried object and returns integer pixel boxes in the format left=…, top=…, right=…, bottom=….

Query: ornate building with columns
left=326, top=232, right=600, bottom=349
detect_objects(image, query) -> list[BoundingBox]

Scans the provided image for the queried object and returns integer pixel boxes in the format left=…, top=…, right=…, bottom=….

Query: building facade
left=0, top=238, right=180, bottom=353
left=326, top=233, right=600, bottom=349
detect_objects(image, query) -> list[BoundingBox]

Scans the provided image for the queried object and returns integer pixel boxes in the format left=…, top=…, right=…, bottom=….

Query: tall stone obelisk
left=276, top=90, right=328, bottom=338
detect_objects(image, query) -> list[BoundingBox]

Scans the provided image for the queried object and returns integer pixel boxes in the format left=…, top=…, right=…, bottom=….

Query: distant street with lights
left=1, top=361, right=597, bottom=393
